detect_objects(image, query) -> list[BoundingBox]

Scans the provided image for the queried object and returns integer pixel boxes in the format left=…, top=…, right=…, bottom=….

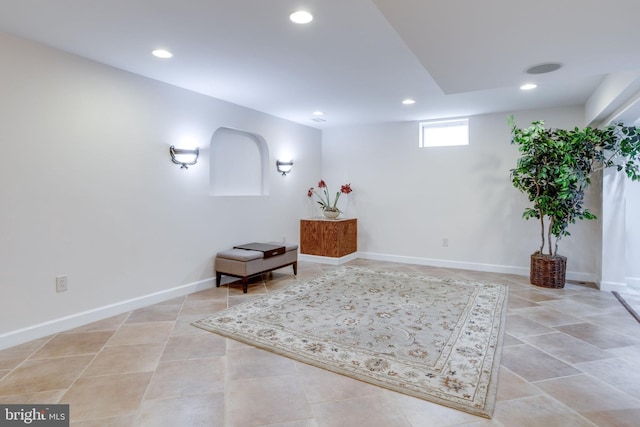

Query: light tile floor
left=1, top=259, right=640, bottom=426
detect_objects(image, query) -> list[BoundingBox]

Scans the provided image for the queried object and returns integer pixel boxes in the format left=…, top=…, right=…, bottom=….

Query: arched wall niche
left=209, top=127, right=269, bottom=196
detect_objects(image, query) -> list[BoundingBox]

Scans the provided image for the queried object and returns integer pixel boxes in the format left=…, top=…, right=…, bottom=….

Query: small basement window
left=419, top=118, right=469, bottom=147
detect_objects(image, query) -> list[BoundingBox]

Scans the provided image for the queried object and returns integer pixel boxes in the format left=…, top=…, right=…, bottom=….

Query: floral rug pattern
left=193, top=266, right=508, bottom=418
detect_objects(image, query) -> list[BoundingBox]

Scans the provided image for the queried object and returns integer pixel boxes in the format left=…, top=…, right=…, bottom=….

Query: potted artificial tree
left=509, top=116, right=640, bottom=288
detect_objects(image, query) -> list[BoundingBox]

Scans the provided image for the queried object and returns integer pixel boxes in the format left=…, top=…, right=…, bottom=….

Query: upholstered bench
left=215, top=242, right=298, bottom=293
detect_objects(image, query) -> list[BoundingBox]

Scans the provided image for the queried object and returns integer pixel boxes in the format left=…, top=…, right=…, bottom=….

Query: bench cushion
left=216, top=248, right=263, bottom=262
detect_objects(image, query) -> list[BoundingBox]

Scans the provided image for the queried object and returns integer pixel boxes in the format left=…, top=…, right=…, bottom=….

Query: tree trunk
left=539, top=211, right=545, bottom=254
left=547, top=217, right=554, bottom=256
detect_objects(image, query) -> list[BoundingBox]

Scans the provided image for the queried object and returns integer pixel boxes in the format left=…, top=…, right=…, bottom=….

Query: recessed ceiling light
left=520, top=83, right=537, bottom=91
left=290, top=11, right=313, bottom=24
left=526, top=63, right=562, bottom=75
left=152, top=49, right=173, bottom=59
left=402, top=99, right=416, bottom=105
left=312, top=111, right=324, bottom=116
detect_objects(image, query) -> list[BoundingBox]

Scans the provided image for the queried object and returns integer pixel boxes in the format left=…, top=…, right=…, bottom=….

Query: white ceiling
left=1, top=0, right=639, bottom=129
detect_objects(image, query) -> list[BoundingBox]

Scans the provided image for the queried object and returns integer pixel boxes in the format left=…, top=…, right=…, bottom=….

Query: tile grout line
left=497, top=360, right=599, bottom=425
left=0, top=334, right=55, bottom=389
left=579, top=370, right=640, bottom=406
left=55, top=310, right=134, bottom=415
left=131, top=295, right=189, bottom=425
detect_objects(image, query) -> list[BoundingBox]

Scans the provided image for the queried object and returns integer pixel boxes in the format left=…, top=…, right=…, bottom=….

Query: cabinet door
left=321, top=221, right=340, bottom=257
left=338, top=219, right=357, bottom=257
left=300, top=220, right=323, bottom=255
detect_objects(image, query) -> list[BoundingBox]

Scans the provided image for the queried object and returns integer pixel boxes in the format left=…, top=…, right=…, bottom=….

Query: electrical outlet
left=442, top=238, right=449, bottom=247
left=56, top=275, right=68, bottom=292
left=282, top=236, right=287, bottom=243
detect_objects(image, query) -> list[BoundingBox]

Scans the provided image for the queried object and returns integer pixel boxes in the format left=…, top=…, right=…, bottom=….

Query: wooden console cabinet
left=300, top=218, right=357, bottom=258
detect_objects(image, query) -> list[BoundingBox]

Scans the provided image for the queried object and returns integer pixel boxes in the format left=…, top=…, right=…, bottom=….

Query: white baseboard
left=0, top=278, right=214, bottom=351
left=599, top=277, right=640, bottom=292
left=357, top=252, right=599, bottom=283
left=567, top=271, right=600, bottom=284
left=358, top=252, right=527, bottom=275
left=599, top=280, right=630, bottom=292
left=626, top=277, right=640, bottom=288
left=299, top=252, right=359, bottom=265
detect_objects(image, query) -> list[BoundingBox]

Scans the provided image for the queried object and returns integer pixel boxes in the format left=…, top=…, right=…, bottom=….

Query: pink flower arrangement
left=308, top=180, right=353, bottom=212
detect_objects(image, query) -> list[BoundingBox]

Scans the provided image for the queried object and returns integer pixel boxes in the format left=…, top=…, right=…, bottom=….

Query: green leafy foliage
left=508, top=116, right=640, bottom=256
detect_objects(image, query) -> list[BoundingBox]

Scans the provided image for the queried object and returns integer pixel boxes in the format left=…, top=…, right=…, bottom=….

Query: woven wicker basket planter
left=530, top=252, right=567, bottom=288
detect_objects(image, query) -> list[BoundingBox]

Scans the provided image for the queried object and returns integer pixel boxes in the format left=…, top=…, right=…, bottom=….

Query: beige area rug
left=193, top=266, right=508, bottom=418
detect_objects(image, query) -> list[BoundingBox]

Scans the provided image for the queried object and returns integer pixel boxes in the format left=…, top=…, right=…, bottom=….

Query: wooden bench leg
left=292, top=261, right=298, bottom=276
left=242, top=276, right=249, bottom=293
left=216, top=272, right=222, bottom=287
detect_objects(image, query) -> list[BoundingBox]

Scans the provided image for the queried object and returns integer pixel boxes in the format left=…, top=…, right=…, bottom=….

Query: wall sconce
left=170, top=146, right=199, bottom=169
left=276, top=160, right=294, bottom=176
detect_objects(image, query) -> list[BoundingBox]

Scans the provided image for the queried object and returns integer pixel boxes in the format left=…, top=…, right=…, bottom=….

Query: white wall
left=591, top=75, right=640, bottom=292
left=626, top=180, right=640, bottom=288
left=321, top=107, right=601, bottom=279
left=585, top=69, right=640, bottom=126
left=0, top=32, right=321, bottom=346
